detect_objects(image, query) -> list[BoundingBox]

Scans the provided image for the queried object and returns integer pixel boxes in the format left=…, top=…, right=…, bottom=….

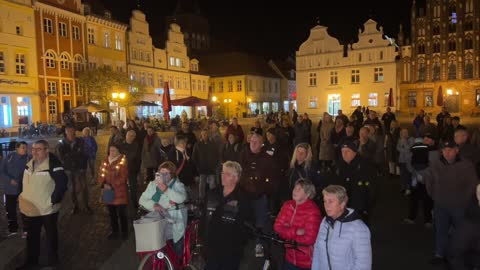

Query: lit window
left=424, top=90, right=433, bottom=107
left=368, top=93, right=378, bottom=106
left=103, top=32, right=110, bottom=48
left=0, top=97, right=12, bottom=128
left=115, top=33, right=122, bottom=50
left=408, top=91, right=417, bottom=108
left=48, top=100, right=57, bottom=116
left=169, top=57, right=175, bottom=66
left=309, top=96, right=317, bottom=108
left=374, top=67, right=384, bottom=82
left=176, top=58, right=181, bottom=67
left=15, top=54, right=26, bottom=75
left=351, top=94, right=361, bottom=106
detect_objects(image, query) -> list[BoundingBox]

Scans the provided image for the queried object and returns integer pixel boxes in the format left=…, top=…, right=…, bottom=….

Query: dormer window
left=105, top=10, right=112, bottom=19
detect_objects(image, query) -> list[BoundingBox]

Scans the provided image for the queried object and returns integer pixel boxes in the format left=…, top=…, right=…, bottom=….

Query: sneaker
left=255, top=243, right=264, bottom=258
left=430, top=255, right=446, bottom=265
left=402, top=218, right=415, bottom=225
left=424, top=222, right=433, bottom=228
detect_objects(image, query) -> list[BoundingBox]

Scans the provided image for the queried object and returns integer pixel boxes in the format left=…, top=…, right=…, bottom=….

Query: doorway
left=328, top=94, right=341, bottom=116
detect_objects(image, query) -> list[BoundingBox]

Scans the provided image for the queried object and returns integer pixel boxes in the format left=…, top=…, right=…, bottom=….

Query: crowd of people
left=0, top=105, right=479, bottom=270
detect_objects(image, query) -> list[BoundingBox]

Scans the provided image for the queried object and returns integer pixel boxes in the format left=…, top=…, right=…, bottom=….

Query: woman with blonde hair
left=285, top=143, right=322, bottom=201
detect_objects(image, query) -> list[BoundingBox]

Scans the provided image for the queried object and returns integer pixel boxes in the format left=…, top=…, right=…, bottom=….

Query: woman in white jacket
left=139, top=161, right=188, bottom=257
left=312, top=185, right=372, bottom=270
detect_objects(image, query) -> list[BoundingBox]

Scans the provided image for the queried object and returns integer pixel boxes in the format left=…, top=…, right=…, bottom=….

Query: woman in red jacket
left=98, top=144, right=129, bottom=240
left=274, top=178, right=322, bottom=270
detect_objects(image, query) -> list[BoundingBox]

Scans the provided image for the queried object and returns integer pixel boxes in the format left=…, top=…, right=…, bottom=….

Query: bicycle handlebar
left=243, top=222, right=310, bottom=253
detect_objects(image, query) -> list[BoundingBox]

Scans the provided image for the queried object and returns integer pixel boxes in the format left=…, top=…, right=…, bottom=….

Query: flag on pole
left=162, top=82, right=172, bottom=121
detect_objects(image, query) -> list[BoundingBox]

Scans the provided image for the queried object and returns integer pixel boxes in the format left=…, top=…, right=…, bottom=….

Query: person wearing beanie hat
left=336, top=140, right=376, bottom=224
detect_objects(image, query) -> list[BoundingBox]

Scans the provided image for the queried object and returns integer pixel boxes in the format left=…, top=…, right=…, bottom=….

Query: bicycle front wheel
left=138, top=252, right=174, bottom=270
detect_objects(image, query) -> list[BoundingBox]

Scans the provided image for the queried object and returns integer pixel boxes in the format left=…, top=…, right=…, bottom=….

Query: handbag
left=102, top=188, right=115, bottom=203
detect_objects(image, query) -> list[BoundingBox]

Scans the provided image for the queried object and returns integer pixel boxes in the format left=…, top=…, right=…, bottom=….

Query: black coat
left=56, top=137, right=87, bottom=171
left=120, top=141, right=141, bottom=173
left=336, top=155, right=376, bottom=213
left=221, top=142, right=243, bottom=163
left=205, top=186, right=253, bottom=259
left=167, top=148, right=196, bottom=186
left=239, top=148, right=279, bottom=198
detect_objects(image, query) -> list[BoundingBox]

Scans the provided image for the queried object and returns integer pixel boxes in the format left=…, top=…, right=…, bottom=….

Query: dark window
left=418, top=44, right=425, bottom=54
left=448, top=40, right=456, bottom=51
left=465, top=38, right=473, bottom=50
left=418, top=64, right=426, bottom=81
left=433, top=25, right=441, bottom=35
left=449, top=22, right=456, bottom=33
left=433, top=42, right=441, bottom=53
left=433, top=64, right=441, bottom=80
left=448, top=63, right=457, bottom=80
left=465, top=20, right=473, bottom=31
left=465, top=62, right=474, bottom=79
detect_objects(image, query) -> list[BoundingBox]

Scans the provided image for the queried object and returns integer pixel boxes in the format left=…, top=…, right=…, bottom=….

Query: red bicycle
left=136, top=203, right=204, bottom=270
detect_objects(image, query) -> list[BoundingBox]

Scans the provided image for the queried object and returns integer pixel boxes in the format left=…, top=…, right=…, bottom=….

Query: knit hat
left=341, top=141, right=358, bottom=152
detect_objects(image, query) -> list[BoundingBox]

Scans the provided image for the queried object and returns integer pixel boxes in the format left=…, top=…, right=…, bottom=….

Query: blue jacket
left=82, top=136, right=98, bottom=160
left=1, top=152, right=30, bottom=195
left=312, top=208, right=372, bottom=270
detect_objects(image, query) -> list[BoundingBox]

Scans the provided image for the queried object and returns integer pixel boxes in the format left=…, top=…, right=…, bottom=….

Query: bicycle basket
left=133, top=212, right=168, bottom=252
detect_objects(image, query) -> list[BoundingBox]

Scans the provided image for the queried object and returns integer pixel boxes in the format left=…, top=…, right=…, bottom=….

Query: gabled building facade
left=0, top=0, right=39, bottom=130
left=127, top=10, right=209, bottom=119
left=399, top=0, right=480, bottom=116
left=297, top=20, right=398, bottom=117
left=33, top=0, right=86, bottom=122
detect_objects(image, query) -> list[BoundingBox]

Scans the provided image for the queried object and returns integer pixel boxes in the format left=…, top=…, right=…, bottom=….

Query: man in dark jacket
left=425, top=139, right=480, bottom=265
left=381, top=107, right=396, bottom=131
left=176, top=122, right=197, bottom=157
left=454, top=129, right=480, bottom=177
left=224, top=117, right=245, bottom=143
left=56, top=125, right=90, bottom=214
left=336, top=141, right=376, bottom=224
left=204, top=161, right=252, bottom=270
left=193, top=129, right=220, bottom=201
left=168, top=134, right=196, bottom=186
left=18, top=140, right=68, bottom=269
left=120, top=130, right=141, bottom=208
left=449, top=184, right=480, bottom=270
left=240, top=133, right=279, bottom=257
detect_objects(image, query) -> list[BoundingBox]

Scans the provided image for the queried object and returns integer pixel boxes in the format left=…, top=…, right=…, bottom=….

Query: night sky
left=100, top=0, right=414, bottom=59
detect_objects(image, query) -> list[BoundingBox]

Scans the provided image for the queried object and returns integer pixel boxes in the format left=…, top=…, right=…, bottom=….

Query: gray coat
left=141, top=135, right=162, bottom=169
left=319, top=121, right=335, bottom=161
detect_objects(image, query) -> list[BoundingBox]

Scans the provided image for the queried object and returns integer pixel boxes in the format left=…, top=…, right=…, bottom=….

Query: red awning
left=171, top=96, right=210, bottom=106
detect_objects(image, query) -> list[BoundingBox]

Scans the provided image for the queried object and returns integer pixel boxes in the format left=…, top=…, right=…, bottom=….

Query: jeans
left=198, top=174, right=216, bottom=200
left=173, top=237, right=184, bottom=258
left=5, top=194, right=20, bottom=232
left=284, top=261, right=310, bottom=270
left=26, top=213, right=59, bottom=266
left=107, top=205, right=128, bottom=234
left=434, top=204, right=465, bottom=257
left=407, top=183, right=432, bottom=223
left=86, top=158, right=96, bottom=180
left=398, top=163, right=411, bottom=190
left=253, top=194, right=269, bottom=247
left=65, top=170, right=89, bottom=210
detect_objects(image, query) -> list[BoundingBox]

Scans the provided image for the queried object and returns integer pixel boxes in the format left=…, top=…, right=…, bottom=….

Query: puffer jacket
left=1, top=152, right=30, bottom=195
left=98, top=154, right=128, bottom=205
left=312, top=208, right=372, bottom=270
left=274, top=199, right=322, bottom=269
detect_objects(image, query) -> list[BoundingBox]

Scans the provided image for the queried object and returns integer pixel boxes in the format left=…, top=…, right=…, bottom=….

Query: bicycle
left=244, top=222, right=310, bottom=270
left=136, top=201, right=205, bottom=270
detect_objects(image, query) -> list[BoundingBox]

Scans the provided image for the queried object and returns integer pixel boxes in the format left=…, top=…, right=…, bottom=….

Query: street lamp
left=223, top=98, right=232, bottom=119
left=112, top=92, right=126, bottom=123
left=212, top=96, right=217, bottom=102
